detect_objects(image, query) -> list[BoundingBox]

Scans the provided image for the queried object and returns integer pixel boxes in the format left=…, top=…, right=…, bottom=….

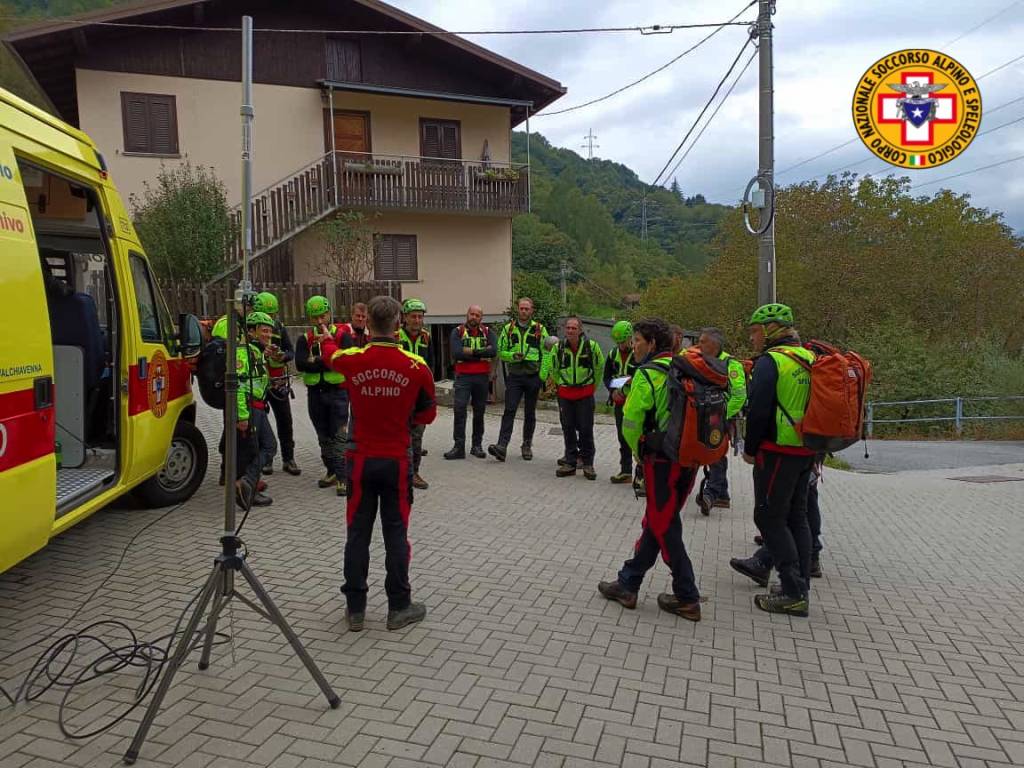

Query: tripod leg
left=124, top=563, right=222, bottom=765
left=237, top=560, right=341, bottom=708
left=198, top=576, right=230, bottom=671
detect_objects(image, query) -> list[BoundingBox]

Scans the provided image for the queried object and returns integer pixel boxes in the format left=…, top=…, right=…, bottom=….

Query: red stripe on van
left=127, top=357, right=192, bottom=416
left=0, top=389, right=55, bottom=472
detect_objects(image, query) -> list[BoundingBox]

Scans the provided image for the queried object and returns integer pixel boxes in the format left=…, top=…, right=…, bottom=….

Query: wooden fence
left=160, top=279, right=403, bottom=325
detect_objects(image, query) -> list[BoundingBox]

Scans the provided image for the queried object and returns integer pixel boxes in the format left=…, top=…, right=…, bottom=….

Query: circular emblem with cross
left=852, top=49, right=981, bottom=169
left=148, top=349, right=169, bottom=418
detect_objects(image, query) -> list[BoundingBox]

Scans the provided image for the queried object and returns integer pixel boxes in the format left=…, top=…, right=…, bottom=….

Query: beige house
left=6, top=0, right=565, bottom=327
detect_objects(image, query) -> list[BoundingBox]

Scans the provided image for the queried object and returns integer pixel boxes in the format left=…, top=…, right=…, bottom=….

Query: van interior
left=19, top=160, right=119, bottom=513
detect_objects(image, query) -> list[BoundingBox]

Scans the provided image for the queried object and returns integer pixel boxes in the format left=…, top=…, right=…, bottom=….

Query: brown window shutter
left=375, top=236, right=396, bottom=281
left=395, top=236, right=417, bottom=280
left=122, top=93, right=150, bottom=153
left=440, top=123, right=460, bottom=159
left=148, top=95, right=178, bottom=154
left=421, top=122, right=441, bottom=159
left=326, top=39, right=362, bottom=81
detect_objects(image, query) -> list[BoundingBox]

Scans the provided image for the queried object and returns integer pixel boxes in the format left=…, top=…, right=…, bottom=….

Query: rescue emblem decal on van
left=148, top=350, right=169, bottom=418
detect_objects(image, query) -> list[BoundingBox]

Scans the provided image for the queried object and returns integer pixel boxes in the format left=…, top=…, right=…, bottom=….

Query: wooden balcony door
left=331, top=110, right=372, bottom=203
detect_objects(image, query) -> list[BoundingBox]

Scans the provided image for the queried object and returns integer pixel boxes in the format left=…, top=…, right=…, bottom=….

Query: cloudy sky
left=395, top=0, right=1024, bottom=230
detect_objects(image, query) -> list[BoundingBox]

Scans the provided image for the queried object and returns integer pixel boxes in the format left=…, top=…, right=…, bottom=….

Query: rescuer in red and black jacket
left=443, top=304, right=497, bottom=460
left=319, top=295, right=437, bottom=633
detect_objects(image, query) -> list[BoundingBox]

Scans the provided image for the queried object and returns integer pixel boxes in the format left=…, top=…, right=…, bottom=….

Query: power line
left=537, top=1, right=757, bottom=117
left=944, top=0, right=1024, bottom=48
left=581, top=129, right=599, bottom=159
left=651, top=34, right=755, bottom=188
left=0, top=17, right=753, bottom=36
left=662, top=47, right=758, bottom=183
left=907, top=152, right=1024, bottom=189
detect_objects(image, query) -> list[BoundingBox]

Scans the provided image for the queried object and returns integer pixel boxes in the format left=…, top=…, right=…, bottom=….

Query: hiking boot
left=262, top=463, right=273, bottom=476
left=556, top=465, right=576, bottom=478
left=256, top=479, right=268, bottom=492
left=387, top=602, right=426, bottom=630
left=470, top=445, right=486, bottom=459
left=235, top=480, right=253, bottom=509
left=730, top=555, right=771, bottom=588
left=412, top=473, right=429, bottom=490
left=713, top=497, right=731, bottom=509
left=657, top=593, right=702, bottom=622
left=487, top=443, right=507, bottom=462
left=697, top=490, right=714, bottom=517
left=250, top=491, right=273, bottom=507
left=582, top=466, right=597, bottom=481
left=282, top=460, right=301, bottom=476
left=610, top=472, right=632, bottom=484
left=754, top=592, right=809, bottom=617
left=557, top=457, right=574, bottom=469
left=336, top=479, right=348, bottom=497
left=521, top=443, right=533, bottom=461
left=318, top=472, right=336, bottom=488
left=754, top=534, right=765, bottom=546
left=598, top=580, right=637, bottom=609
left=810, top=554, right=822, bottom=579
left=346, top=611, right=365, bottom=632
left=444, top=444, right=466, bottom=460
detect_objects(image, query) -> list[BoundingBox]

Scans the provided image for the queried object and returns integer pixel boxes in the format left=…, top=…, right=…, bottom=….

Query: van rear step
left=57, top=468, right=114, bottom=514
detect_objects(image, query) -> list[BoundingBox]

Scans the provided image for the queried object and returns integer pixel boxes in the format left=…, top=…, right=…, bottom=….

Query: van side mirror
left=178, top=313, right=204, bottom=357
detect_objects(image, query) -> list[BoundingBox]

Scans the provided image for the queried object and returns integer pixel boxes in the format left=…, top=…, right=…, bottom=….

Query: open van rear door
left=0, top=164, right=57, bottom=573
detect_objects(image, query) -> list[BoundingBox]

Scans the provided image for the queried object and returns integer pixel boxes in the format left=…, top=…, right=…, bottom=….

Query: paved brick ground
left=1, top=396, right=1023, bottom=768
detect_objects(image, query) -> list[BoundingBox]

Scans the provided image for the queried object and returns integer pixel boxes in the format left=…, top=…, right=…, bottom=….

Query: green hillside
left=511, top=132, right=730, bottom=316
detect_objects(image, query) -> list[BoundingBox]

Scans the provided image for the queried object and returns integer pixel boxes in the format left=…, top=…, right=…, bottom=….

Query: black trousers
left=308, top=385, right=348, bottom=478
left=753, top=450, right=814, bottom=599
left=613, top=403, right=632, bottom=474
left=558, top=395, right=595, bottom=466
left=341, top=454, right=413, bottom=613
left=452, top=373, right=488, bottom=447
left=237, top=408, right=277, bottom=487
left=618, top=457, right=699, bottom=602
left=497, top=373, right=542, bottom=447
left=756, top=462, right=824, bottom=564
left=267, top=389, right=295, bottom=463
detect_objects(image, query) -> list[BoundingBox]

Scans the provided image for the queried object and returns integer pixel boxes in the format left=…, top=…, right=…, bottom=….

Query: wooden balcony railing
left=224, top=151, right=528, bottom=272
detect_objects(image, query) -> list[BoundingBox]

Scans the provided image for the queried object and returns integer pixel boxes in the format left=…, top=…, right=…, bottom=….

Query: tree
left=311, top=211, right=377, bottom=287
left=131, top=161, right=233, bottom=283
left=670, top=178, right=682, bottom=200
left=510, top=271, right=564, bottom=334
left=512, top=214, right=580, bottom=281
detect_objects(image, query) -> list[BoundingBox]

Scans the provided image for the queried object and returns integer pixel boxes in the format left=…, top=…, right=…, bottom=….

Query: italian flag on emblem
left=909, top=154, right=927, bottom=167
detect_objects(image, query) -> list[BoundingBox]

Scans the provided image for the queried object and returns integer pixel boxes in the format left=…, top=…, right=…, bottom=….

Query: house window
left=420, top=119, right=460, bottom=160
left=121, top=92, right=179, bottom=155
left=375, top=235, right=417, bottom=281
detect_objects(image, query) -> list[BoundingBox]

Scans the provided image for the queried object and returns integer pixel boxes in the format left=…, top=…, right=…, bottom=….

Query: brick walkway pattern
left=1, top=396, right=1023, bottom=768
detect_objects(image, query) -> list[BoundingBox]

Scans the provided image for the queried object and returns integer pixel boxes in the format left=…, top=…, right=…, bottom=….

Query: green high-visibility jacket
left=621, top=353, right=672, bottom=457
left=498, top=320, right=548, bottom=376
left=398, top=326, right=432, bottom=368
left=237, top=342, right=269, bottom=421
left=720, top=351, right=748, bottom=419
left=766, top=346, right=815, bottom=447
left=541, top=336, right=605, bottom=389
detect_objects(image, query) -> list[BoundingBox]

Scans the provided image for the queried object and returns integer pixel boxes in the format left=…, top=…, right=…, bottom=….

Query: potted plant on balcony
left=475, top=167, right=521, bottom=183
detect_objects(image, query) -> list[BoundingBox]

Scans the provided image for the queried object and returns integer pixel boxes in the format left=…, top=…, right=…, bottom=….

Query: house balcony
left=229, top=151, right=528, bottom=267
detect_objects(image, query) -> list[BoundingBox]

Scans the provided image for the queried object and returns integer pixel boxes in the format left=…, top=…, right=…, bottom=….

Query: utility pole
left=560, top=260, right=568, bottom=306
left=581, top=129, right=599, bottom=160
left=640, top=195, right=647, bottom=242
left=757, top=0, right=776, bottom=305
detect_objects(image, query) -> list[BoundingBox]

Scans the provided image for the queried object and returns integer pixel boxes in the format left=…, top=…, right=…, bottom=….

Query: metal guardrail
left=866, top=396, right=1024, bottom=435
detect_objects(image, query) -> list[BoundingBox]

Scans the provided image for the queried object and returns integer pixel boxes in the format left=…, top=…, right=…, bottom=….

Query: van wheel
left=136, top=420, right=209, bottom=508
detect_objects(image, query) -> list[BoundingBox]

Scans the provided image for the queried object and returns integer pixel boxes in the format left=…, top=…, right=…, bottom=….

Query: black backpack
left=197, top=336, right=227, bottom=409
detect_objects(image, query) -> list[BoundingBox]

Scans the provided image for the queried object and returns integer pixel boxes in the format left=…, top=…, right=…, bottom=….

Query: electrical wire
left=650, top=34, right=755, bottom=189
left=0, top=499, right=231, bottom=739
left=908, top=152, right=1024, bottom=189
left=538, top=1, right=757, bottom=117
left=0, top=17, right=753, bottom=36
left=661, top=46, right=759, bottom=184
left=943, top=0, right=1024, bottom=48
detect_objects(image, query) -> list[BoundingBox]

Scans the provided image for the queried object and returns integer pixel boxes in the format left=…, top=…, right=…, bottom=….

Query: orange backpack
left=642, top=347, right=731, bottom=468
left=776, top=341, right=873, bottom=452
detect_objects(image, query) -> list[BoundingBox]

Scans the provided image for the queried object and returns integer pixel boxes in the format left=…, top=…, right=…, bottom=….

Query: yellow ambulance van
left=0, top=87, right=208, bottom=574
